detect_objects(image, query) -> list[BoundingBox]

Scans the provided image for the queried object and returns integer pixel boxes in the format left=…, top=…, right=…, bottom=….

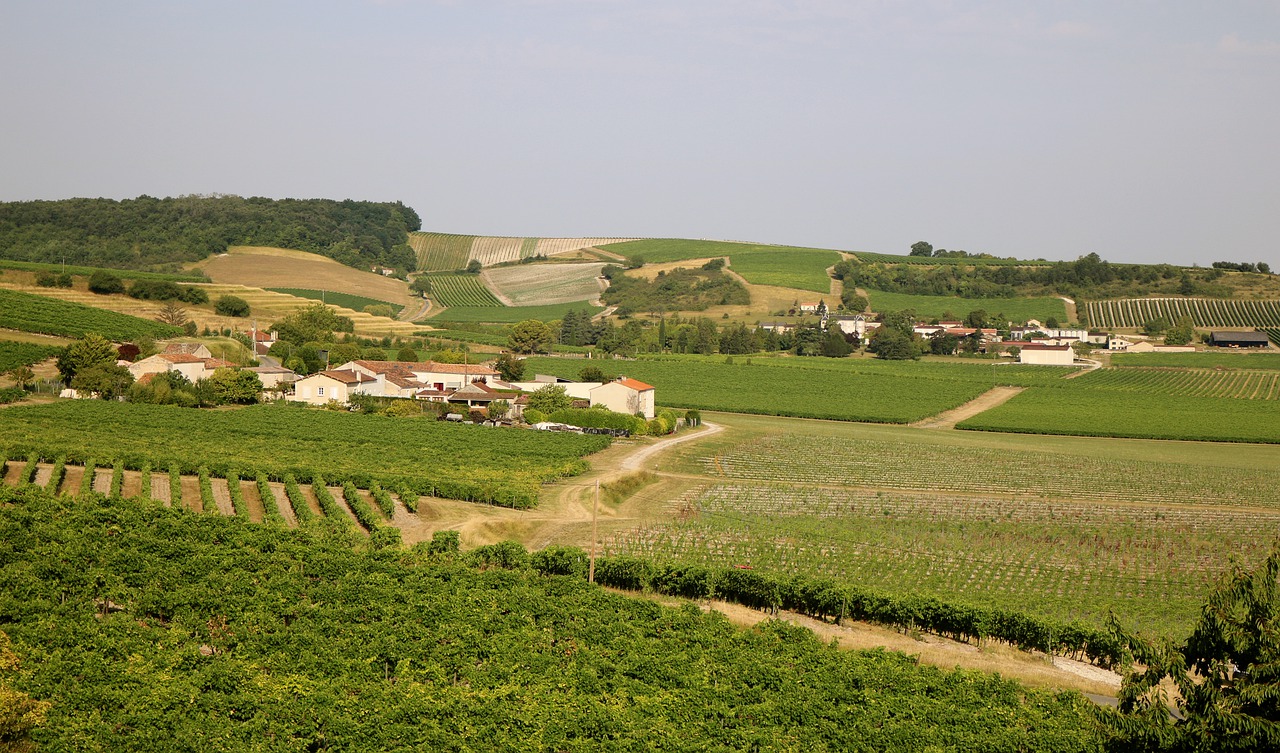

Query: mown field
left=865, top=288, right=1069, bottom=321
left=428, top=302, right=604, bottom=324
left=0, top=401, right=609, bottom=508
left=0, top=484, right=1102, bottom=751
left=267, top=288, right=404, bottom=316
left=623, top=412, right=1280, bottom=638
left=0, top=288, right=181, bottom=341
left=484, top=262, right=606, bottom=306
left=524, top=355, right=1076, bottom=423
left=1084, top=296, right=1280, bottom=329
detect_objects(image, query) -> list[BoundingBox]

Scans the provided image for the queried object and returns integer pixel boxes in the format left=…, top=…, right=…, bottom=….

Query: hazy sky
left=2, top=1, right=1277, bottom=266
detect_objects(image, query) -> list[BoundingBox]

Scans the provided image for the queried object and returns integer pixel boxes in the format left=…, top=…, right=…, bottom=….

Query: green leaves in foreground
left=0, top=485, right=1103, bottom=752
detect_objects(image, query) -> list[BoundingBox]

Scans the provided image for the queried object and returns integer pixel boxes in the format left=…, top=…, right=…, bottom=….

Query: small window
left=318, top=386, right=325, bottom=396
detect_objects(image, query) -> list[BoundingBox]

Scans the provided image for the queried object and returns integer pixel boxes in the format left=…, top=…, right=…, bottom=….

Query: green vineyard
left=1073, top=367, right=1280, bottom=400
left=408, top=231, right=476, bottom=272
left=0, top=288, right=182, bottom=341
left=1084, top=297, right=1280, bottom=329
left=426, top=274, right=504, bottom=307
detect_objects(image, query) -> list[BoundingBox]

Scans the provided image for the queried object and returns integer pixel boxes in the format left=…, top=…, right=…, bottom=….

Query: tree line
left=0, top=195, right=421, bottom=273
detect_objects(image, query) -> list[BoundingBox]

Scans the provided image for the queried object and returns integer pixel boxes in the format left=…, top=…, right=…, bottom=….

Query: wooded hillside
left=0, top=195, right=421, bottom=272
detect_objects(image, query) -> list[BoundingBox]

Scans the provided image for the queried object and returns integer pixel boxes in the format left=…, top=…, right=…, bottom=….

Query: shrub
left=88, top=270, right=124, bottom=295
left=215, top=295, right=251, bottom=317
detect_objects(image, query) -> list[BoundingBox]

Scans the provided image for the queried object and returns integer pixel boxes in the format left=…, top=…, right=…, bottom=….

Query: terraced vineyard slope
left=0, top=288, right=181, bottom=340
left=1084, top=297, right=1280, bottom=329
left=425, top=274, right=504, bottom=307
left=410, top=232, right=639, bottom=271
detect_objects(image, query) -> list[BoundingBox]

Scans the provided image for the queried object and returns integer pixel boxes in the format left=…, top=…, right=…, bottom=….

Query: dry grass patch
left=484, top=262, right=607, bottom=306
left=195, top=246, right=415, bottom=308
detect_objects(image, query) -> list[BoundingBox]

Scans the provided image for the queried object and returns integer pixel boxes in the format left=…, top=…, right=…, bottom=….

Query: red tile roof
left=351, top=359, right=499, bottom=376
left=614, top=377, right=654, bottom=391
left=158, top=353, right=204, bottom=364
left=317, top=370, right=376, bottom=384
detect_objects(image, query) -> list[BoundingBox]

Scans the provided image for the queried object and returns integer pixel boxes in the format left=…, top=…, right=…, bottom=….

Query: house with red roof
left=589, top=377, right=656, bottom=419
left=289, top=369, right=379, bottom=405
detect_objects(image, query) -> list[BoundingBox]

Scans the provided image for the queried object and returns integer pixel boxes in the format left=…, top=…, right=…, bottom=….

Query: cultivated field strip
left=1084, top=297, right=1280, bottom=329
left=409, top=232, right=640, bottom=272
left=1071, top=367, right=1280, bottom=400
left=698, top=433, right=1280, bottom=507
left=426, top=274, right=504, bottom=307
left=602, top=480, right=1279, bottom=637
left=0, top=458, right=419, bottom=535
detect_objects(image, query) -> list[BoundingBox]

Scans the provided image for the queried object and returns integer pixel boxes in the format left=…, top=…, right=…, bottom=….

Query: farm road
left=910, top=386, right=1024, bottom=429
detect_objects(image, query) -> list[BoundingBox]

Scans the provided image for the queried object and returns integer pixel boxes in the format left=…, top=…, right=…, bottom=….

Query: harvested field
left=196, top=246, right=415, bottom=308
left=409, top=232, right=640, bottom=271
left=483, top=263, right=607, bottom=306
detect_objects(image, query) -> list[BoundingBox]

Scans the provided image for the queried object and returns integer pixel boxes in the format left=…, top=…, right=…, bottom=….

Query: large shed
left=1018, top=343, right=1075, bottom=366
left=1208, top=331, right=1271, bottom=348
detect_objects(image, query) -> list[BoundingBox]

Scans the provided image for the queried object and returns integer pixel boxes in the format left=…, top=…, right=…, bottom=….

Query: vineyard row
left=1084, top=297, right=1280, bottom=329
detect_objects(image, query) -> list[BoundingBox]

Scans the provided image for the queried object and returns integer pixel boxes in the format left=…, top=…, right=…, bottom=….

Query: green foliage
left=267, top=288, right=404, bottom=316
left=0, top=195, right=420, bottom=271
left=522, top=408, right=546, bottom=424
left=465, top=259, right=483, bottom=274
left=342, top=482, right=383, bottom=532
left=110, top=460, right=124, bottom=498
left=1111, top=352, right=1280, bottom=369
left=283, top=473, right=315, bottom=524
left=408, top=231, right=475, bottom=272
left=546, top=407, right=647, bottom=434
left=0, top=289, right=181, bottom=341
left=369, top=481, right=395, bottom=519
left=493, top=352, right=525, bottom=381
left=507, top=319, right=554, bottom=354
left=0, top=259, right=206, bottom=282
left=269, top=302, right=354, bottom=345
left=204, top=368, right=261, bottom=405
left=256, top=472, right=283, bottom=524
left=126, top=280, right=207, bottom=303
left=526, top=384, right=573, bottom=414
left=425, top=274, right=503, bottom=307
left=602, top=265, right=749, bottom=313
left=80, top=459, right=97, bottom=497
left=87, top=269, right=124, bottom=294
left=0, top=341, right=61, bottom=373
left=58, top=332, right=127, bottom=384
left=227, top=470, right=249, bottom=518
left=0, top=401, right=608, bottom=508
left=1100, top=548, right=1280, bottom=751
left=427, top=529, right=461, bottom=556
left=214, top=294, right=251, bottom=317
left=0, top=386, right=28, bottom=405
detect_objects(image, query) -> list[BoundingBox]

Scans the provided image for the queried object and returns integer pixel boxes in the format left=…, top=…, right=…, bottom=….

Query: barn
left=1208, top=331, right=1271, bottom=349
left=1018, top=343, right=1075, bottom=366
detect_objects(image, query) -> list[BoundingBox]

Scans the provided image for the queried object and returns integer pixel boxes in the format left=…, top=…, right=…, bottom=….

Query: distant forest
left=0, top=195, right=421, bottom=272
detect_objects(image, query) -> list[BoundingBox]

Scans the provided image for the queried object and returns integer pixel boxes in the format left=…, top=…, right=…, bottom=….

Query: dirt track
left=910, top=386, right=1025, bottom=429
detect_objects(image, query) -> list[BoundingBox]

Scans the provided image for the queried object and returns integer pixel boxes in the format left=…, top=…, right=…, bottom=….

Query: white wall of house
left=290, top=374, right=360, bottom=405
left=590, top=382, right=656, bottom=418
left=1019, top=347, right=1074, bottom=366
left=511, top=381, right=600, bottom=400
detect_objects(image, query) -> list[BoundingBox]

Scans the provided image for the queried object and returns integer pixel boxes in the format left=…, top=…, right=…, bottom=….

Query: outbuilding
left=1018, top=343, right=1074, bottom=366
left=1209, top=331, right=1271, bottom=348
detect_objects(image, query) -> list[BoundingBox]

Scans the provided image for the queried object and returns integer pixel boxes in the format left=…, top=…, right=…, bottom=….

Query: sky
left=1, top=1, right=1277, bottom=267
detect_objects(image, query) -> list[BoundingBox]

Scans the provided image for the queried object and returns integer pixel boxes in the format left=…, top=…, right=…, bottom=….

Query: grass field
left=483, top=262, right=606, bottom=306
left=0, top=288, right=181, bottom=341
left=267, top=288, right=404, bottom=316
left=621, top=412, right=1280, bottom=638
left=425, top=274, right=504, bottom=307
left=524, top=354, right=1075, bottom=422
left=1110, top=351, right=1280, bottom=369
left=0, top=401, right=609, bottom=507
left=728, top=248, right=841, bottom=293
left=427, top=302, right=604, bottom=324
left=865, top=288, right=1069, bottom=321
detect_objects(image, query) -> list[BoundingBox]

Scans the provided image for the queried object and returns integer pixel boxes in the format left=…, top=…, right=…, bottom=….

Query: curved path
left=909, top=386, right=1025, bottom=429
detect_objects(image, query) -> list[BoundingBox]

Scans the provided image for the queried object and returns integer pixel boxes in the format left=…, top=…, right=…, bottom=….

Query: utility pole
left=588, top=479, right=599, bottom=584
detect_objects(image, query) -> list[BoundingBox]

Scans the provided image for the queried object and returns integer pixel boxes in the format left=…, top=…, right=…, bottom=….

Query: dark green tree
left=465, top=259, right=482, bottom=274
left=1100, top=547, right=1280, bottom=751
left=507, top=320, right=553, bottom=354
left=56, top=333, right=118, bottom=384
left=71, top=363, right=134, bottom=399
left=214, top=295, right=251, bottom=317
left=526, top=384, right=572, bottom=414
left=578, top=365, right=606, bottom=383
left=909, top=241, right=934, bottom=257
left=87, top=270, right=124, bottom=294
left=495, top=353, right=526, bottom=381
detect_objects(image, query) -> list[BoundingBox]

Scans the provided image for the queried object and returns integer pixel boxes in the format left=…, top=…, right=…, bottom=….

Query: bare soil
left=210, top=478, right=235, bottom=516
left=241, top=480, right=265, bottom=523
left=93, top=468, right=113, bottom=495
left=150, top=473, right=171, bottom=505
left=180, top=476, right=202, bottom=513
left=268, top=481, right=296, bottom=526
